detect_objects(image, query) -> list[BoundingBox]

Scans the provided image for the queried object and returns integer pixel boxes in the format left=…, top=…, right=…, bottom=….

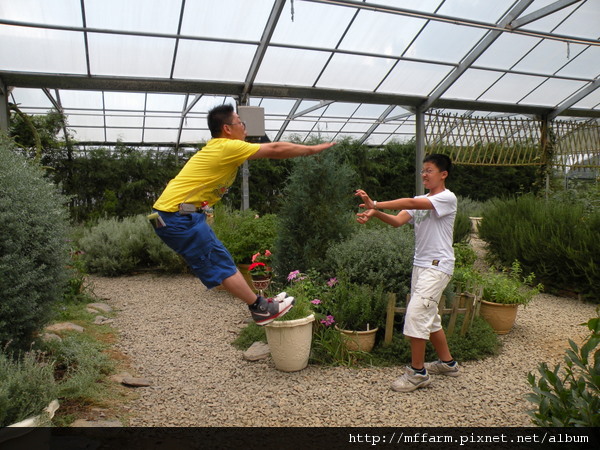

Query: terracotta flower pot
left=479, top=300, right=519, bottom=335
left=336, top=326, right=379, bottom=352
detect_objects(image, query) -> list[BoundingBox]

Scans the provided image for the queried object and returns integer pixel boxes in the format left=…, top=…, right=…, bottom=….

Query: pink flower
left=320, top=315, right=335, bottom=327
left=311, top=299, right=322, bottom=305
left=251, top=252, right=261, bottom=263
left=264, top=249, right=272, bottom=257
left=287, top=270, right=300, bottom=281
left=327, top=277, right=338, bottom=287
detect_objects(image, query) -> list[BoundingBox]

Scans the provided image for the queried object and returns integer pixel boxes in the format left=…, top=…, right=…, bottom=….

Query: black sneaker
left=250, top=293, right=295, bottom=326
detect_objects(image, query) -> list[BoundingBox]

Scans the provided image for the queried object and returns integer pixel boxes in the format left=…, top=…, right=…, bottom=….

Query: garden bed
left=88, top=273, right=596, bottom=427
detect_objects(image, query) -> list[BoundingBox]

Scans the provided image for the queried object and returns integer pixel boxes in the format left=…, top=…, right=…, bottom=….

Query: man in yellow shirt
left=152, top=104, right=334, bottom=325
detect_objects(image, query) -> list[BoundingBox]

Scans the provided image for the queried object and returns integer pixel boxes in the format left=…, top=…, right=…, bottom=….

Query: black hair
left=207, top=104, right=235, bottom=138
left=423, top=153, right=452, bottom=174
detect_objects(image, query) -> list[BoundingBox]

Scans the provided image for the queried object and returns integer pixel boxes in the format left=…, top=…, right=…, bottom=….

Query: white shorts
left=402, top=266, right=451, bottom=340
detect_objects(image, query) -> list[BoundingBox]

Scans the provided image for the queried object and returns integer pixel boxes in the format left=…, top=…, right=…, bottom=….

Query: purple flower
left=310, top=299, right=322, bottom=305
left=327, top=277, right=338, bottom=287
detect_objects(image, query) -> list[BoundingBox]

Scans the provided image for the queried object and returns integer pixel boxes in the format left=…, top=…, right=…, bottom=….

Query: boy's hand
left=354, top=189, right=374, bottom=209
left=356, top=209, right=376, bottom=224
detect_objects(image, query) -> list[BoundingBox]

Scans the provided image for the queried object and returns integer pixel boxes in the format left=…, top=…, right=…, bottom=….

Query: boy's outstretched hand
left=356, top=209, right=375, bottom=224
left=354, top=189, right=374, bottom=209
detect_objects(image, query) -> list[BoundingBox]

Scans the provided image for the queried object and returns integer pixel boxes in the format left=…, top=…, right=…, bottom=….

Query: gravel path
left=87, top=271, right=597, bottom=427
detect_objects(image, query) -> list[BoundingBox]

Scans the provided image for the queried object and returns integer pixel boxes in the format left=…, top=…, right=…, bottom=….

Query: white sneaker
left=424, top=360, right=460, bottom=377
left=250, top=294, right=295, bottom=326
left=391, top=368, right=431, bottom=392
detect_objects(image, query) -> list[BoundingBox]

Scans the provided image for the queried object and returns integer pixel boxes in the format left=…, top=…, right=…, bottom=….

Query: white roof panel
left=1, top=0, right=599, bottom=147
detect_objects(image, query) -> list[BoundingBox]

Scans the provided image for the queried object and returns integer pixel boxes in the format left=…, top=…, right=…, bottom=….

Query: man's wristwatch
left=373, top=200, right=377, bottom=209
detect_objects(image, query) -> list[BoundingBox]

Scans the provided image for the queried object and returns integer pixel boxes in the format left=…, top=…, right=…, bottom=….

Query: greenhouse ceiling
left=1, top=0, right=599, bottom=148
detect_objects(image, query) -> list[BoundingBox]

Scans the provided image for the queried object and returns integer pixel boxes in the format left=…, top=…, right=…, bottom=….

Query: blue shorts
left=153, top=210, right=237, bottom=289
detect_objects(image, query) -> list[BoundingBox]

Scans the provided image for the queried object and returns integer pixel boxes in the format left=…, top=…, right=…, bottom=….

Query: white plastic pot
left=0, top=400, right=59, bottom=450
left=265, top=314, right=315, bottom=372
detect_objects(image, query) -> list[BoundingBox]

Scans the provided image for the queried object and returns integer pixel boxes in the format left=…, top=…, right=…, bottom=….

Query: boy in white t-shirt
left=355, top=154, right=459, bottom=392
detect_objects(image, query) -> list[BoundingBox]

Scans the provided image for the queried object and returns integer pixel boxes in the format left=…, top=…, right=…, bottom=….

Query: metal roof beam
left=3, top=72, right=600, bottom=119
left=241, top=0, right=286, bottom=102
left=508, top=0, right=582, bottom=29
left=275, top=99, right=303, bottom=141
left=291, top=100, right=334, bottom=119
left=548, top=76, right=600, bottom=120
left=357, top=105, right=396, bottom=145
left=420, top=0, right=535, bottom=112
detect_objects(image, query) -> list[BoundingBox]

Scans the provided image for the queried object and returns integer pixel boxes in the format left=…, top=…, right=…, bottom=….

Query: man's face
left=224, top=113, right=247, bottom=140
left=420, top=161, right=447, bottom=191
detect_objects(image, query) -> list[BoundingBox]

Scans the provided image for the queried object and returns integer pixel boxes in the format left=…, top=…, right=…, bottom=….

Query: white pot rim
left=266, top=314, right=315, bottom=328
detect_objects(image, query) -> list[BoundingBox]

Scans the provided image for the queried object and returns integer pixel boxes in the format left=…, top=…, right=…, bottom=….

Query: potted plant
left=455, top=261, right=543, bottom=334
left=264, top=270, right=317, bottom=372
left=326, top=275, right=387, bottom=352
left=248, top=250, right=273, bottom=294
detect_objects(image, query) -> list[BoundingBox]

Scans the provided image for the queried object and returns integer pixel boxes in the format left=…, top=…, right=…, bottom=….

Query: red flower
left=248, top=262, right=266, bottom=272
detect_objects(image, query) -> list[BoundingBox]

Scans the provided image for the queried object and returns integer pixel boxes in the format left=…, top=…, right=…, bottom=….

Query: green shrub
left=0, top=351, right=58, bottom=427
left=274, top=147, right=357, bottom=279
left=79, top=214, right=187, bottom=276
left=453, top=242, right=477, bottom=268
left=526, top=314, right=600, bottom=427
left=479, top=194, right=599, bottom=301
left=326, top=226, right=415, bottom=299
left=39, top=334, right=114, bottom=403
left=212, top=205, right=278, bottom=265
left=325, top=277, right=387, bottom=331
left=0, top=135, right=70, bottom=350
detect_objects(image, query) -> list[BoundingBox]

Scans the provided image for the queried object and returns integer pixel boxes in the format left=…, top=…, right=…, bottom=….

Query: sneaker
left=424, top=360, right=460, bottom=377
left=250, top=294, right=295, bottom=326
left=390, top=367, right=431, bottom=392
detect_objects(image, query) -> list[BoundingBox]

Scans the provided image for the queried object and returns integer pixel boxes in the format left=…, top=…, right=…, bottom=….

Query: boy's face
left=420, top=161, right=447, bottom=192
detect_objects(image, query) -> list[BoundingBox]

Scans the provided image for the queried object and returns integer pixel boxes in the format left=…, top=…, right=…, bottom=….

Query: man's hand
left=354, top=189, right=375, bottom=209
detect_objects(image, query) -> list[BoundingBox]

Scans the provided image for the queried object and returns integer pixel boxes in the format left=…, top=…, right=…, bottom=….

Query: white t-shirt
left=407, top=189, right=457, bottom=276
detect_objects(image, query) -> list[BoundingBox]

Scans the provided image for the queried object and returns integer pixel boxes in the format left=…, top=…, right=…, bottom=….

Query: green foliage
left=224, top=158, right=293, bottom=214
left=447, top=163, right=539, bottom=201
left=454, top=261, right=542, bottom=305
left=0, top=351, right=58, bottom=427
left=453, top=210, right=471, bottom=244
left=0, top=135, right=70, bottom=351
left=231, top=322, right=266, bottom=350
left=78, top=214, right=187, bottom=276
left=325, top=226, right=415, bottom=299
left=325, top=277, right=387, bottom=331
left=453, top=242, right=477, bottom=268
left=39, top=334, right=114, bottom=403
left=274, top=147, right=357, bottom=278
left=526, top=314, right=600, bottom=427
left=212, top=205, right=278, bottom=265
left=65, top=147, right=184, bottom=223
left=479, top=194, right=599, bottom=301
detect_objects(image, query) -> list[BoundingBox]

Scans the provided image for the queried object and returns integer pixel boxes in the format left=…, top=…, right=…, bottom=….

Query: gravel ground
left=87, top=271, right=597, bottom=427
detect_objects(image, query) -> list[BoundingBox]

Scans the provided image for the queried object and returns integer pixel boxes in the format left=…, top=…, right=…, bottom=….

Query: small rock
left=109, top=372, right=132, bottom=383
left=45, top=322, right=84, bottom=333
left=122, top=377, right=153, bottom=387
left=243, top=342, right=270, bottom=361
left=41, top=333, right=62, bottom=342
left=87, top=302, right=113, bottom=313
left=93, top=315, right=113, bottom=325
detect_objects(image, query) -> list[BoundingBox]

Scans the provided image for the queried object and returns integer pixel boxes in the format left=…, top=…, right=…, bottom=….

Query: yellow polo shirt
left=153, top=138, right=260, bottom=212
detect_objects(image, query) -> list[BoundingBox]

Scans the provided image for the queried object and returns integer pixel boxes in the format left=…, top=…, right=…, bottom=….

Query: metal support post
left=415, top=109, right=425, bottom=196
